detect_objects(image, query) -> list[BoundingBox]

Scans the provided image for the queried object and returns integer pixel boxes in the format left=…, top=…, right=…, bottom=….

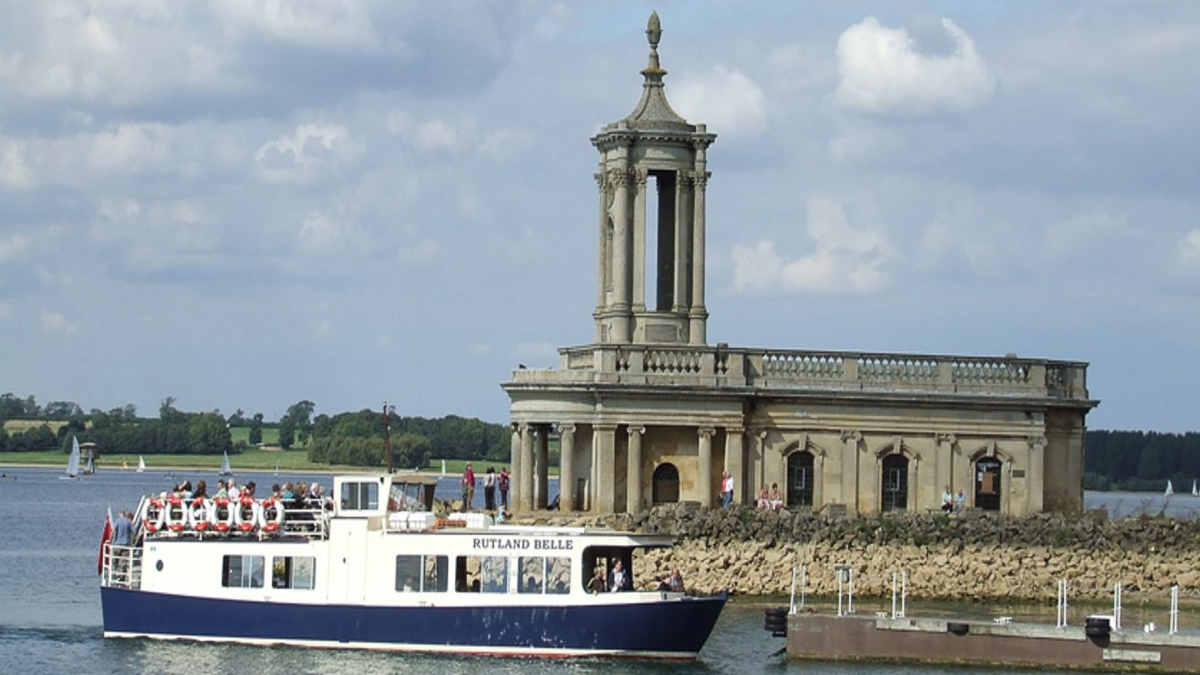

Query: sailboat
left=137, top=456, right=145, bottom=473
left=61, top=436, right=81, bottom=480
left=274, top=462, right=280, bottom=476
left=219, top=451, right=233, bottom=478
left=441, top=459, right=447, bottom=475
left=1165, top=480, right=1174, bottom=497
left=83, top=452, right=96, bottom=476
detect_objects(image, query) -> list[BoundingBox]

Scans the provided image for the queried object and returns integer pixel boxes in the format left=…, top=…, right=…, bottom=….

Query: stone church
left=503, top=14, right=1097, bottom=516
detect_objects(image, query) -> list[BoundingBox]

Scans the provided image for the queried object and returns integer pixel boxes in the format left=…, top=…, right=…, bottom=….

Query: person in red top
left=461, top=463, right=476, bottom=510
left=498, top=467, right=510, bottom=510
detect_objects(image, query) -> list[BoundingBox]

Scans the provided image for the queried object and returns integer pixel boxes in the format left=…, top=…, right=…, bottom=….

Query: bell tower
left=592, top=12, right=715, bottom=346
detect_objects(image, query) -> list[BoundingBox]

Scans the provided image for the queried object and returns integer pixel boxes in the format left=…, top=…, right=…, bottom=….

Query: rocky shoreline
left=513, top=504, right=1200, bottom=602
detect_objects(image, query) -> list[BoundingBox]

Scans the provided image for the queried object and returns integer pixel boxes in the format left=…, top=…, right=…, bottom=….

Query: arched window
left=975, top=458, right=1002, bottom=511
left=786, top=451, right=814, bottom=509
left=881, top=454, right=908, bottom=512
left=652, top=463, right=679, bottom=504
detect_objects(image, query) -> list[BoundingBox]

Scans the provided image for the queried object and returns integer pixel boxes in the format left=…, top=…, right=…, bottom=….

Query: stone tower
left=592, top=12, right=716, bottom=346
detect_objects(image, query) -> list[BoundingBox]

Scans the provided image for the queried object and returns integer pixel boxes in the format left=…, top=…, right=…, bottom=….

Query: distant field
left=427, top=458, right=556, bottom=476
left=3, top=419, right=69, bottom=434
left=229, top=426, right=283, bottom=446
left=0, top=447, right=352, bottom=473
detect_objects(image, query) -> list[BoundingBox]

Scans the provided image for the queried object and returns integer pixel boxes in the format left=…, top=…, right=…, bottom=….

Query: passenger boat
left=99, top=474, right=726, bottom=658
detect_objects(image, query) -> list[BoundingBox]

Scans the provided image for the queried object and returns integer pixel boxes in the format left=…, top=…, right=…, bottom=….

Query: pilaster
left=535, top=425, right=549, bottom=510
left=519, top=425, right=534, bottom=512
left=626, top=426, right=645, bottom=513
left=560, top=424, right=576, bottom=511
left=698, top=427, right=715, bottom=508
left=724, top=426, right=745, bottom=504
left=594, top=423, right=618, bottom=513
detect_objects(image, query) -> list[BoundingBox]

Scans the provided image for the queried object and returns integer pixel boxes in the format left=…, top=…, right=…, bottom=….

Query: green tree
left=249, top=413, right=264, bottom=445
left=278, top=417, right=295, bottom=450
left=159, top=396, right=187, bottom=424
left=188, top=413, right=232, bottom=455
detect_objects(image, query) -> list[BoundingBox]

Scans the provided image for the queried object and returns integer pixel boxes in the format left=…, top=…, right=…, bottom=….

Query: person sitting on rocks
left=769, top=483, right=783, bottom=511
left=757, top=486, right=771, bottom=510
left=954, top=488, right=966, bottom=513
left=941, top=485, right=954, bottom=512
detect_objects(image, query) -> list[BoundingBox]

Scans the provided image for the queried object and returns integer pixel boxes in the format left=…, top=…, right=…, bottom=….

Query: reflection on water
left=0, top=466, right=1174, bottom=674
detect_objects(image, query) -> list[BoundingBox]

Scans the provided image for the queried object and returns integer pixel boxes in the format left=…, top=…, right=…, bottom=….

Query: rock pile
left=518, top=505, right=1200, bottom=601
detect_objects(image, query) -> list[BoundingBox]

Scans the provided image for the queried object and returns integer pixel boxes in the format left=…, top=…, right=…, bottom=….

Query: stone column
left=689, top=166, right=709, bottom=344
left=510, top=425, right=522, bottom=509
left=632, top=170, right=647, bottom=310
left=698, top=427, right=715, bottom=508
left=595, top=168, right=608, bottom=312
left=724, top=426, right=745, bottom=504
left=626, top=426, right=645, bottom=513
left=519, top=425, right=534, bottom=512
left=535, top=425, right=549, bottom=510
left=610, top=164, right=632, bottom=343
left=594, top=423, right=617, bottom=512
left=672, top=172, right=691, bottom=313
left=559, top=424, right=576, bottom=511
left=813, top=451, right=825, bottom=507
left=840, top=430, right=862, bottom=514
left=1028, top=435, right=1046, bottom=514
left=935, top=433, right=956, bottom=494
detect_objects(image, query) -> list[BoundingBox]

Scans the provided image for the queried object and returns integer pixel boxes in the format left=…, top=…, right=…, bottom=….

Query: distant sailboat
left=1165, top=480, right=1174, bottom=497
left=219, top=451, right=233, bottom=478
left=84, top=453, right=96, bottom=476
left=441, top=459, right=447, bottom=476
left=1193, top=480, right=1198, bottom=497
left=274, top=462, right=280, bottom=476
left=61, top=436, right=81, bottom=480
left=137, top=456, right=145, bottom=473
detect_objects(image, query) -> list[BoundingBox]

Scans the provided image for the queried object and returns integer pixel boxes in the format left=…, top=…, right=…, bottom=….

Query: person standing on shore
left=498, top=467, right=510, bottom=510
left=954, top=488, right=966, bottom=513
left=483, top=467, right=496, bottom=511
left=461, top=463, right=476, bottom=510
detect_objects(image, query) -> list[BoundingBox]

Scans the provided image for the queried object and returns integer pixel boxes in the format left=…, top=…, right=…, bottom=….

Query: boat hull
left=100, top=587, right=726, bottom=658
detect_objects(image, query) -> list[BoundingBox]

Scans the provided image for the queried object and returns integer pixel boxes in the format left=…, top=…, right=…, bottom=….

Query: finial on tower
left=646, top=11, right=662, bottom=48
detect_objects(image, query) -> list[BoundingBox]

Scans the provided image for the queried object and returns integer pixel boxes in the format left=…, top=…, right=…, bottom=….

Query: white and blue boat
left=99, top=474, right=725, bottom=658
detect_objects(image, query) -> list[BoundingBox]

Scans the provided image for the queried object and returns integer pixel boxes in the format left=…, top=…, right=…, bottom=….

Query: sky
left=1, top=1, right=1198, bottom=431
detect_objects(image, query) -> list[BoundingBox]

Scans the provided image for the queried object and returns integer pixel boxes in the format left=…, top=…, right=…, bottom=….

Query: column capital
left=594, top=172, right=606, bottom=190
left=935, top=432, right=957, bottom=445
left=627, top=425, right=645, bottom=437
left=688, top=170, right=711, bottom=189
left=594, top=422, right=619, bottom=433
left=752, top=428, right=769, bottom=440
left=606, top=167, right=635, bottom=188
left=840, top=429, right=862, bottom=442
left=1028, top=435, right=1047, bottom=450
left=635, top=168, right=648, bottom=186
left=724, top=426, right=745, bottom=436
left=559, top=423, right=577, bottom=435
left=697, top=427, right=716, bottom=439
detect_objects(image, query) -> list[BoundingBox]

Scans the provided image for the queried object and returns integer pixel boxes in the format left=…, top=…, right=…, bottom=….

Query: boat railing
left=101, top=543, right=142, bottom=590
left=140, top=496, right=332, bottom=541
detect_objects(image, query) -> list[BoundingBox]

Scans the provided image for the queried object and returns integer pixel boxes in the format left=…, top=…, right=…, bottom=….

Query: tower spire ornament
left=644, top=11, right=664, bottom=77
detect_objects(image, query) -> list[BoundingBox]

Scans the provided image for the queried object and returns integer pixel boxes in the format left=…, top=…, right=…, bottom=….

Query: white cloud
left=1182, top=229, right=1200, bottom=263
left=0, top=233, right=31, bottom=262
left=1, top=140, right=34, bottom=188
left=672, top=65, right=768, bottom=138
left=414, top=119, right=459, bottom=151
left=212, top=0, right=380, bottom=50
left=398, top=238, right=438, bottom=264
left=0, top=302, right=10, bottom=320
left=834, top=17, right=996, bottom=116
left=477, top=128, right=534, bottom=161
left=98, top=198, right=141, bottom=223
left=41, top=309, right=77, bottom=334
left=255, top=123, right=352, bottom=183
left=297, top=211, right=346, bottom=251
left=732, top=198, right=891, bottom=295
left=87, top=123, right=173, bottom=174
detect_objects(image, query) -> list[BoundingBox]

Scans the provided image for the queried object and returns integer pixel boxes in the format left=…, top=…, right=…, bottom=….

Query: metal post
left=789, top=566, right=797, bottom=614
left=800, top=564, right=807, bottom=610
left=1056, top=579, right=1069, bottom=628
left=848, top=567, right=854, bottom=615
left=1113, top=582, right=1119, bottom=630
left=891, top=572, right=898, bottom=619
left=1170, top=584, right=1179, bottom=635
left=837, top=569, right=844, bottom=617
left=901, top=570, right=908, bottom=619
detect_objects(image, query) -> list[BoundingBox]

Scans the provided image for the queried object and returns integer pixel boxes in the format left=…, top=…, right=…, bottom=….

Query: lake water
left=0, top=465, right=1182, bottom=674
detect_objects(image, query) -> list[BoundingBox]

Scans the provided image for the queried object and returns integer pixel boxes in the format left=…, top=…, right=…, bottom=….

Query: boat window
left=518, top=556, right=571, bottom=595
left=222, top=555, right=264, bottom=588
left=581, top=546, right=633, bottom=593
left=395, top=554, right=448, bottom=593
left=272, top=556, right=316, bottom=590
left=341, top=481, right=378, bottom=511
left=388, top=483, right=428, bottom=512
left=456, top=555, right=508, bottom=594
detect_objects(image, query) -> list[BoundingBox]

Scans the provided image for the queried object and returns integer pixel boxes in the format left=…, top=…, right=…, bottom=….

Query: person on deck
left=587, top=567, right=607, bottom=594
left=192, top=480, right=207, bottom=500
left=609, top=559, right=632, bottom=592
left=498, top=467, right=510, bottom=510
left=483, top=467, right=496, bottom=511
left=669, top=567, right=685, bottom=593
left=113, top=510, right=133, bottom=547
left=461, top=463, right=476, bottom=510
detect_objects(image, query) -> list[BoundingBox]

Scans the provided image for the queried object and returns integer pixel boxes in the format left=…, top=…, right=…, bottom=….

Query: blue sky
left=1, top=1, right=1198, bottom=430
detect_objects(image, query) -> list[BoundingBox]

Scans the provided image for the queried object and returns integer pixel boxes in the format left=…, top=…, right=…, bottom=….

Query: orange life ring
left=233, top=497, right=261, bottom=532
left=189, top=497, right=212, bottom=531
left=164, top=495, right=188, bottom=532
left=143, top=497, right=165, bottom=533
left=260, top=497, right=285, bottom=533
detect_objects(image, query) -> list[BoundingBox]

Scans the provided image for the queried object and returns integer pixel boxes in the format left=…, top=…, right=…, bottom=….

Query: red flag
left=97, top=506, right=113, bottom=576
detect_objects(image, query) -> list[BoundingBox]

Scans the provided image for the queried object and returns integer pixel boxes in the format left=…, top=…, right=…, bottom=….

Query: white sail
left=65, top=436, right=80, bottom=478
left=137, top=456, right=145, bottom=473
left=441, top=459, right=447, bottom=476
left=274, top=462, right=280, bottom=476
left=1165, top=480, right=1174, bottom=497
left=220, top=451, right=232, bottom=477
left=1193, top=479, right=1198, bottom=497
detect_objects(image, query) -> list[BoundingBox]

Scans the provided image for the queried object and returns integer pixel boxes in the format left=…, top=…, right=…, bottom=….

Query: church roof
left=602, top=12, right=695, bottom=134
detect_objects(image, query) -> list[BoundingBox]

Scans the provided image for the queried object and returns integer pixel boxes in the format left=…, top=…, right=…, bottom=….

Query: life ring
left=142, top=497, right=166, bottom=534
left=211, top=497, right=234, bottom=532
left=233, top=496, right=261, bottom=533
left=189, top=498, right=213, bottom=531
left=260, top=497, right=285, bottom=533
left=164, top=494, right=188, bottom=532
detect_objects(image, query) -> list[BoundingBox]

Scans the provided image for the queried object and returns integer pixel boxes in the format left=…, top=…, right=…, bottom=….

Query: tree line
left=0, top=393, right=510, bottom=468
left=1084, top=430, right=1200, bottom=491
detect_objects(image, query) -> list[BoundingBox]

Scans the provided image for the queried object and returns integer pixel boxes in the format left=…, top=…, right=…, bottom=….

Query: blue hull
left=100, top=587, right=726, bottom=658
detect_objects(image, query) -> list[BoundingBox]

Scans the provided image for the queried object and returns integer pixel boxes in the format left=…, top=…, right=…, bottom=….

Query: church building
left=503, top=14, right=1097, bottom=516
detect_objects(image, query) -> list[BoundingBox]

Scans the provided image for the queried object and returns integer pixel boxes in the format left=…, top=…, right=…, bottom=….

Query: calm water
left=0, top=466, right=1180, bottom=674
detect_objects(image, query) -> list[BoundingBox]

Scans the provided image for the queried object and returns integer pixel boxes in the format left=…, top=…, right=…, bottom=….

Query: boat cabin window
left=455, top=555, right=508, bottom=594
left=388, top=482, right=429, bottom=512
left=518, top=556, right=571, bottom=595
left=341, top=481, right=379, bottom=511
left=272, top=556, right=316, bottom=590
left=395, top=554, right=448, bottom=593
left=222, top=555, right=264, bottom=589
left=582, top=546, right=634, bottom=593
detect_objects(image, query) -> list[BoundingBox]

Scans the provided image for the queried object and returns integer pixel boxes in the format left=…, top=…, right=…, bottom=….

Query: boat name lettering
left=472, top=538, right=573, bottom=551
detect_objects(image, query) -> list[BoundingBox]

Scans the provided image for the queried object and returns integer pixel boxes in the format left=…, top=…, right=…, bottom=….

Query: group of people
left=167, top=477, right=332, bottom=509
left=941, top=486, right=967, bottom=513
left=584, top=562, right=685, bottom=594
left=756, top=483, right=784, bottom=511
left=461, top=464, right=510, bottom=513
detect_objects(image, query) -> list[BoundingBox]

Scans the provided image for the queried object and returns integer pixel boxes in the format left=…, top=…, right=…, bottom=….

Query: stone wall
left=517, top=504, right=1200, bottom=602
